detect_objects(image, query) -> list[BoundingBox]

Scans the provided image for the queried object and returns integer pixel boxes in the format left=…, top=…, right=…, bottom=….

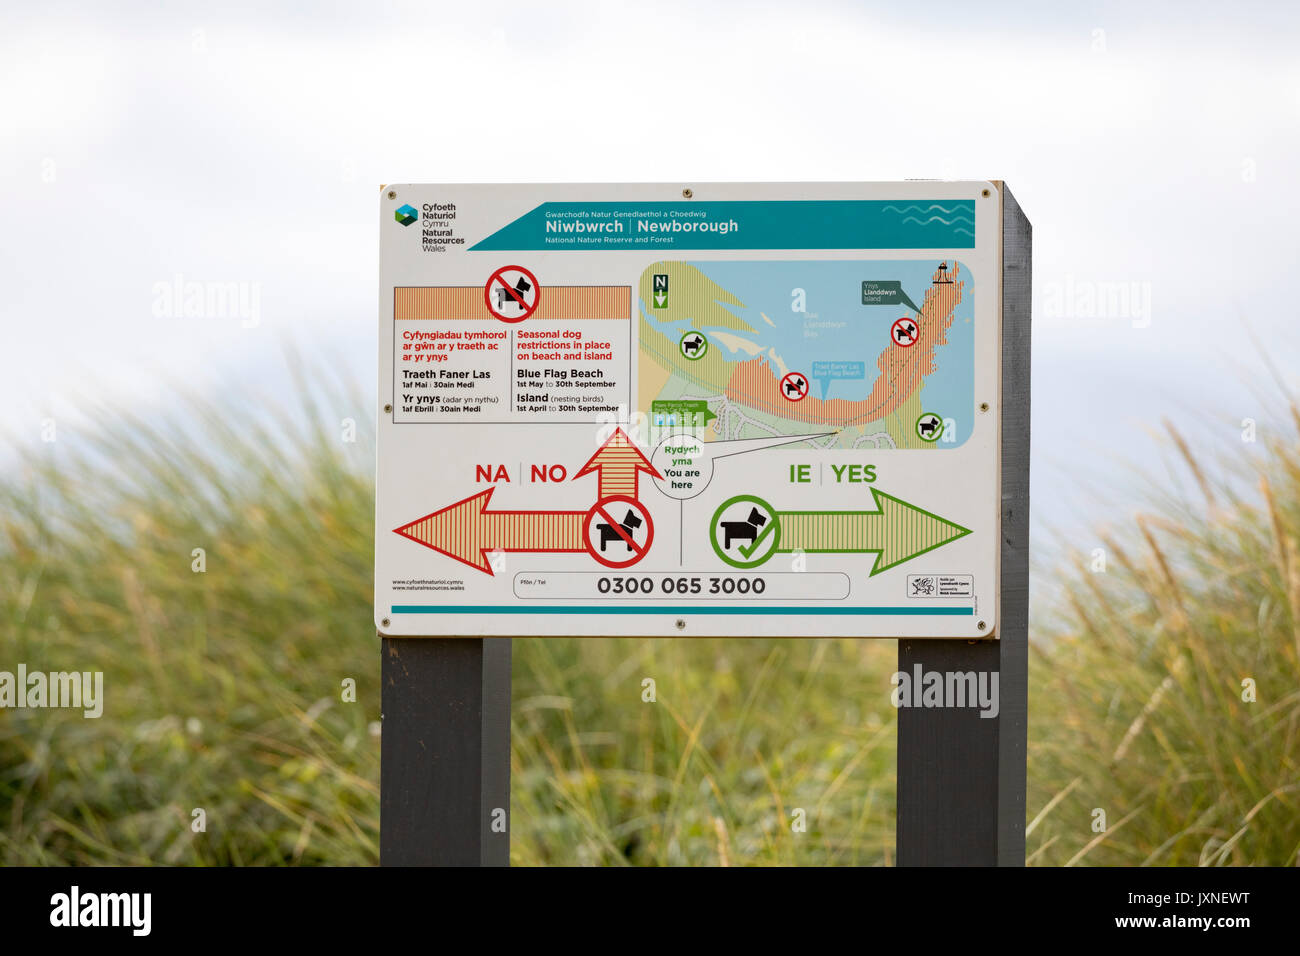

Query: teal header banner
left=470, top=200, right=975, bottom=251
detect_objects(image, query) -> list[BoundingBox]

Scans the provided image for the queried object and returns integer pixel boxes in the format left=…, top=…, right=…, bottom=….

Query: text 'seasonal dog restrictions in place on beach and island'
left=376, top=183, right=1002, bottom=639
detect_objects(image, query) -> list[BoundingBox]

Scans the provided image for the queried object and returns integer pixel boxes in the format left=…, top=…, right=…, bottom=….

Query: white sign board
left=376, top=182, right=1002, bottom=638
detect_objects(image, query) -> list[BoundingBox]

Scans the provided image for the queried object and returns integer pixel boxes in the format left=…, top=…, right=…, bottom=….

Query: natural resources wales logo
left=395, top=203, right=418, bottom=226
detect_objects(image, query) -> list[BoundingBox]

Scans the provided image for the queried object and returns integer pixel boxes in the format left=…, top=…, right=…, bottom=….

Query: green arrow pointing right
left=775, top=488, right=971, bottom=576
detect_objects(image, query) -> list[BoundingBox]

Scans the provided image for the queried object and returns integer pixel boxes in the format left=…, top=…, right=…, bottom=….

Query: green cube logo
left=395, top=204, right=418, bottom=227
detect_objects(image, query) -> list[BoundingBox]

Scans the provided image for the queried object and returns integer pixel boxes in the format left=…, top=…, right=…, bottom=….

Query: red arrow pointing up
left=394, top=487, right=586, bottom=575
left=573, top=428, right=663, bottom=500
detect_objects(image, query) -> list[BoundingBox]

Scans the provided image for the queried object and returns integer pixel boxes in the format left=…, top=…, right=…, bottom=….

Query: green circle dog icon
left=710, top=494, right=779, bottom=568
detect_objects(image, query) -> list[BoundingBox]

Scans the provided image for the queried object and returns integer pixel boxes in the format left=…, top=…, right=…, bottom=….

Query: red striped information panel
left=376, top=183, right=1004, bottom=638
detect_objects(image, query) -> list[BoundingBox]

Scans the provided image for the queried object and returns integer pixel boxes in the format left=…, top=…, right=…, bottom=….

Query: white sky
left=2, top=0, right=1298, bottom=543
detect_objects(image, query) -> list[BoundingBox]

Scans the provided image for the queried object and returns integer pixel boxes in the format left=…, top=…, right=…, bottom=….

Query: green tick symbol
left=915, top=412, right=944, bottom=442
left=679, top=331, right=708, bottom=360
left=737, top=521, right=776, bottom=560
left=710, top=494, right=780, bottom=569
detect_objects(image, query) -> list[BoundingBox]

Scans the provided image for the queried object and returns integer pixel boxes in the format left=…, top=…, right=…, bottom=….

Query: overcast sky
left=2, top=0, right=1298, bottom=548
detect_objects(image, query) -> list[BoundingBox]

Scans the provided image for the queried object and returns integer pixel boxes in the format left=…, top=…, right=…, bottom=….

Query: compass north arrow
left=772, top=488, right=971, bottom=576
left=393, top=487, right=586, bottom=575
left=573, top=428, right=663, bottom=500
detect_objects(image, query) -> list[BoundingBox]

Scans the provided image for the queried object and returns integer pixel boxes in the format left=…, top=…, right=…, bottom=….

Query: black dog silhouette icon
left=596, top=510, right=643, bottom=552
left=721, top=507, right=767, bottom=549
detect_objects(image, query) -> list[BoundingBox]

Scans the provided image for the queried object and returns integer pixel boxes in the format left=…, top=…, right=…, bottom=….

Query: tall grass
left=1026, top=419, right=1300, bottom=865
left=0, top=375, right=1295, bottom=865
left=510, top=636, right=897, bottom=865
left=0, top=376, right=379, bottom=864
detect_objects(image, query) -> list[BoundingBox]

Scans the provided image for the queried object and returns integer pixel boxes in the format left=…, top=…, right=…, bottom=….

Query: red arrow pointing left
left=394, top=487, right=585, bottom=575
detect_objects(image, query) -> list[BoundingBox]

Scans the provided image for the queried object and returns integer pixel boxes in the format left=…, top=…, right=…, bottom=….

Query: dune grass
left=1025, top=419, right=1300, bottom=865
left=0, top=378, right=1295, bottom=865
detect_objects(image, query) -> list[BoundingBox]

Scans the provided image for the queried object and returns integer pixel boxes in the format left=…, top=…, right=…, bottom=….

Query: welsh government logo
left=395, top=203, right=418, bottom=226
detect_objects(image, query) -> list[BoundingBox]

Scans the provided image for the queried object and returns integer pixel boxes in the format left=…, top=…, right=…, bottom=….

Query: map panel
left=637, top=260, right=973, bottom=450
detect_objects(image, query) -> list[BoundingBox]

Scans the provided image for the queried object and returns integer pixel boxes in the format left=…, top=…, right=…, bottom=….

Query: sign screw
left=981, top=188, right=990, bottom=198
left=387, top=190, right=397, bottom=200
left=675, top=619, right=686, bottom=630
left=980, top=402, right=990, bottom=412
left=977, top=620, right=987, bottom=631
left=384, top=403, right=393, bottom=413
left=381, top=617, right=391, bottom=628
left=681, top=187, right=693, bottom=199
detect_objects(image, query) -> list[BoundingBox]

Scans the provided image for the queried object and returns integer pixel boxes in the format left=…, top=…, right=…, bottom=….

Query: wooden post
left=896, top=184, right=1031, bottom=866
left=380, top=637, right=512, bottom=866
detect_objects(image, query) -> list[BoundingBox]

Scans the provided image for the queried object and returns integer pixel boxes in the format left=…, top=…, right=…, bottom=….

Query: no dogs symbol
left=582, top=496, right=654, bottom=569
left=780, top=372, right=808, bottom=402
left=485, top=265, right=540, bottom=322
